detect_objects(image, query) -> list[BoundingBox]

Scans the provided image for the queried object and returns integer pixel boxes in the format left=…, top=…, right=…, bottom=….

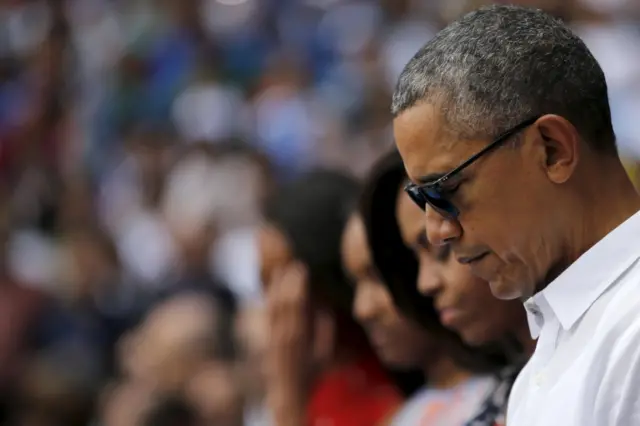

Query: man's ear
left=535, top=114, right=580, bottom=184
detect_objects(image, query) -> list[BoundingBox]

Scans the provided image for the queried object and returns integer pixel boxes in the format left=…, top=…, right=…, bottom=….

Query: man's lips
left=457, top=251, right=489, bottom=265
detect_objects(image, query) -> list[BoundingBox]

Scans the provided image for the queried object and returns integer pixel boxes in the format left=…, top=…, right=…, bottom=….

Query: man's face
left=394, top=103, right=563, bottom=300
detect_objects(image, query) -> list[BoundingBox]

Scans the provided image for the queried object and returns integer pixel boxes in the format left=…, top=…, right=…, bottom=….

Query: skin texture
left=341, top=214, right=435, bottom=368
left=395, top=187, right=527, bottom=348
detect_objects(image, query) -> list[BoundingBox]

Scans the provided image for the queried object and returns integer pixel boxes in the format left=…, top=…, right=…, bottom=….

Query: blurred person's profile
left=341, top=211, right=503, bottom=425
left=259, top=169, right=403, bottom=426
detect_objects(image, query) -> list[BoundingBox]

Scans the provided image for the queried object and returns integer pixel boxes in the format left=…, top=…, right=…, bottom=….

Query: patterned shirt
left=390, top=376, right=496, bottom=426
left=464, top=363, right=524, bottom=426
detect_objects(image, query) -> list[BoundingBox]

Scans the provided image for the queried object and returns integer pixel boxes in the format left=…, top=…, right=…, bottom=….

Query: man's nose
left=424, top=206, right=462, bottom=247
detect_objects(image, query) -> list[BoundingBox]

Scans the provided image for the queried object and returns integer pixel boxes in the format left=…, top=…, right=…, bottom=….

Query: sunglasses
left=404, top=116, right=541, bottom=219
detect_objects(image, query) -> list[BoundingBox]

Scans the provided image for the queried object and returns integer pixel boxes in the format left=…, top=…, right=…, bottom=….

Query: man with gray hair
left=392, top=5, right=640, bottom=426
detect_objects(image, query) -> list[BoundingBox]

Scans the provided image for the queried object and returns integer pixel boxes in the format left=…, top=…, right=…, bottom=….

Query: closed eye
left=437, top=181, right=462, bottom=197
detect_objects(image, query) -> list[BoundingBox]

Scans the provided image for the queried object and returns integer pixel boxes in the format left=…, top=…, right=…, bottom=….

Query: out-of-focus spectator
left=261, top=170, right=403, bottom=426
left=111, top=289, right=239, bottom=425
left=101, top=124, right=177, bottom=287
left=33, top=225, right=142, bottom=389
left=0, top=195, right=48, bottom=423
left=171, top=57, right=245, bottom=145
left=251, top=55, right=320, bottom=180
left=163, top=142, right=271, bottom=302
left=11, top=344, right=99, bottom=426
left=120, top=290, right=235, bottom=394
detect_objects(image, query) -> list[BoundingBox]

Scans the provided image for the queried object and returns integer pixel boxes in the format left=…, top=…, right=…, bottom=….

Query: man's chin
left=488, top=279, right=523, bottom=300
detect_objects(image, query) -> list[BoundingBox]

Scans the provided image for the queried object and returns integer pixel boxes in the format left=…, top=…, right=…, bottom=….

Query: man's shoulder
left=608, top=259, right=640, bottom=314
left=588, top=266, right=640, bottom=353
left=557, top=264, right=640, bottom=371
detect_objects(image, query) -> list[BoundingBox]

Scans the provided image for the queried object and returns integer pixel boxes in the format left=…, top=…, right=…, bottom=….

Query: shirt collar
left=525, top=209, right=640, bottom=338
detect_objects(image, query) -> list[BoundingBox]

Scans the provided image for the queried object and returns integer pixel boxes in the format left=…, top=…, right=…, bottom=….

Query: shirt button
left=534, top=372, right=545, bottom=386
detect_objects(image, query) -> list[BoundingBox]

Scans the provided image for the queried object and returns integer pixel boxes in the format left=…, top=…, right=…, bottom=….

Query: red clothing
left=307, top=355, right=402, bottom=426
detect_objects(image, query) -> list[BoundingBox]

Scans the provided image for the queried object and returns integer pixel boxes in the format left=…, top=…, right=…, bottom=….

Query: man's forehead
left=393, top=102, right=463, bottom=182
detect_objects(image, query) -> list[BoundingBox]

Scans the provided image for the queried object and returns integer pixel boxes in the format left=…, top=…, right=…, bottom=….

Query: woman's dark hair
left=263, top=169, right=359, bottom=314
left=264, top=168, right=423, bottom=395
left=360, top=150, right=508, bottom=373
left=360, top=151, right=435, bottom=326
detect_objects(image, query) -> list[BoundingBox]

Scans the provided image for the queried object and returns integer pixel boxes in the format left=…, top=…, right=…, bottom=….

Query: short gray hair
left=391, top=5, right=616, bottom=153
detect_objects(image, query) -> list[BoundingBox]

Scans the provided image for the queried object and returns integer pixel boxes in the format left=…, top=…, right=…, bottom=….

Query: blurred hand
left=234, top=304, right=269, bottom=399
left=265, top=261, right=311, bottom=426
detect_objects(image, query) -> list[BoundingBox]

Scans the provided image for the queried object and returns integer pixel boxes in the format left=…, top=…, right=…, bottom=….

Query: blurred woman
left=259, top=169, right=402, bottom=426
left=341, top=213, right=503, bottom=425
left=361, top=150, right=533, bottom=426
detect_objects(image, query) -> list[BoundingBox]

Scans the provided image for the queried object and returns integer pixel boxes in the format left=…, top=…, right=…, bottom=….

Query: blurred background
left=0, top=0, right=638, bottom=425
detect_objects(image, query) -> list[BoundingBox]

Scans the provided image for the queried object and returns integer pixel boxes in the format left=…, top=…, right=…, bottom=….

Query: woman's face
left=395, top=190, right=526, bottom=347
left=341, top=214, right=434, bottom=368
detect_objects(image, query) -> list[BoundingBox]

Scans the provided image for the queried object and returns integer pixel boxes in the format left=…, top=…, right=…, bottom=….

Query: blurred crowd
left=0, top=0, right=639, bottom=425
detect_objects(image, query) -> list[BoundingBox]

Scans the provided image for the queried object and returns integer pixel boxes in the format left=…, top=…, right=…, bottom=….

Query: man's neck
left=571, top=162, right=640, bottom=264
left=535, top=159, right=640, bottom=294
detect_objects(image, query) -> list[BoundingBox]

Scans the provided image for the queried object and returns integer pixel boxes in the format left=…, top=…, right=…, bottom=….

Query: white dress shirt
left=507, top=209, right=640, bottom=426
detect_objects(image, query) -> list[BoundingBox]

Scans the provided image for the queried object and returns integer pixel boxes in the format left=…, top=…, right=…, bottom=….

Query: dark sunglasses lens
left=425, top=188, right=458, bottom=218
left=405, top=186, right=427, bottom=210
